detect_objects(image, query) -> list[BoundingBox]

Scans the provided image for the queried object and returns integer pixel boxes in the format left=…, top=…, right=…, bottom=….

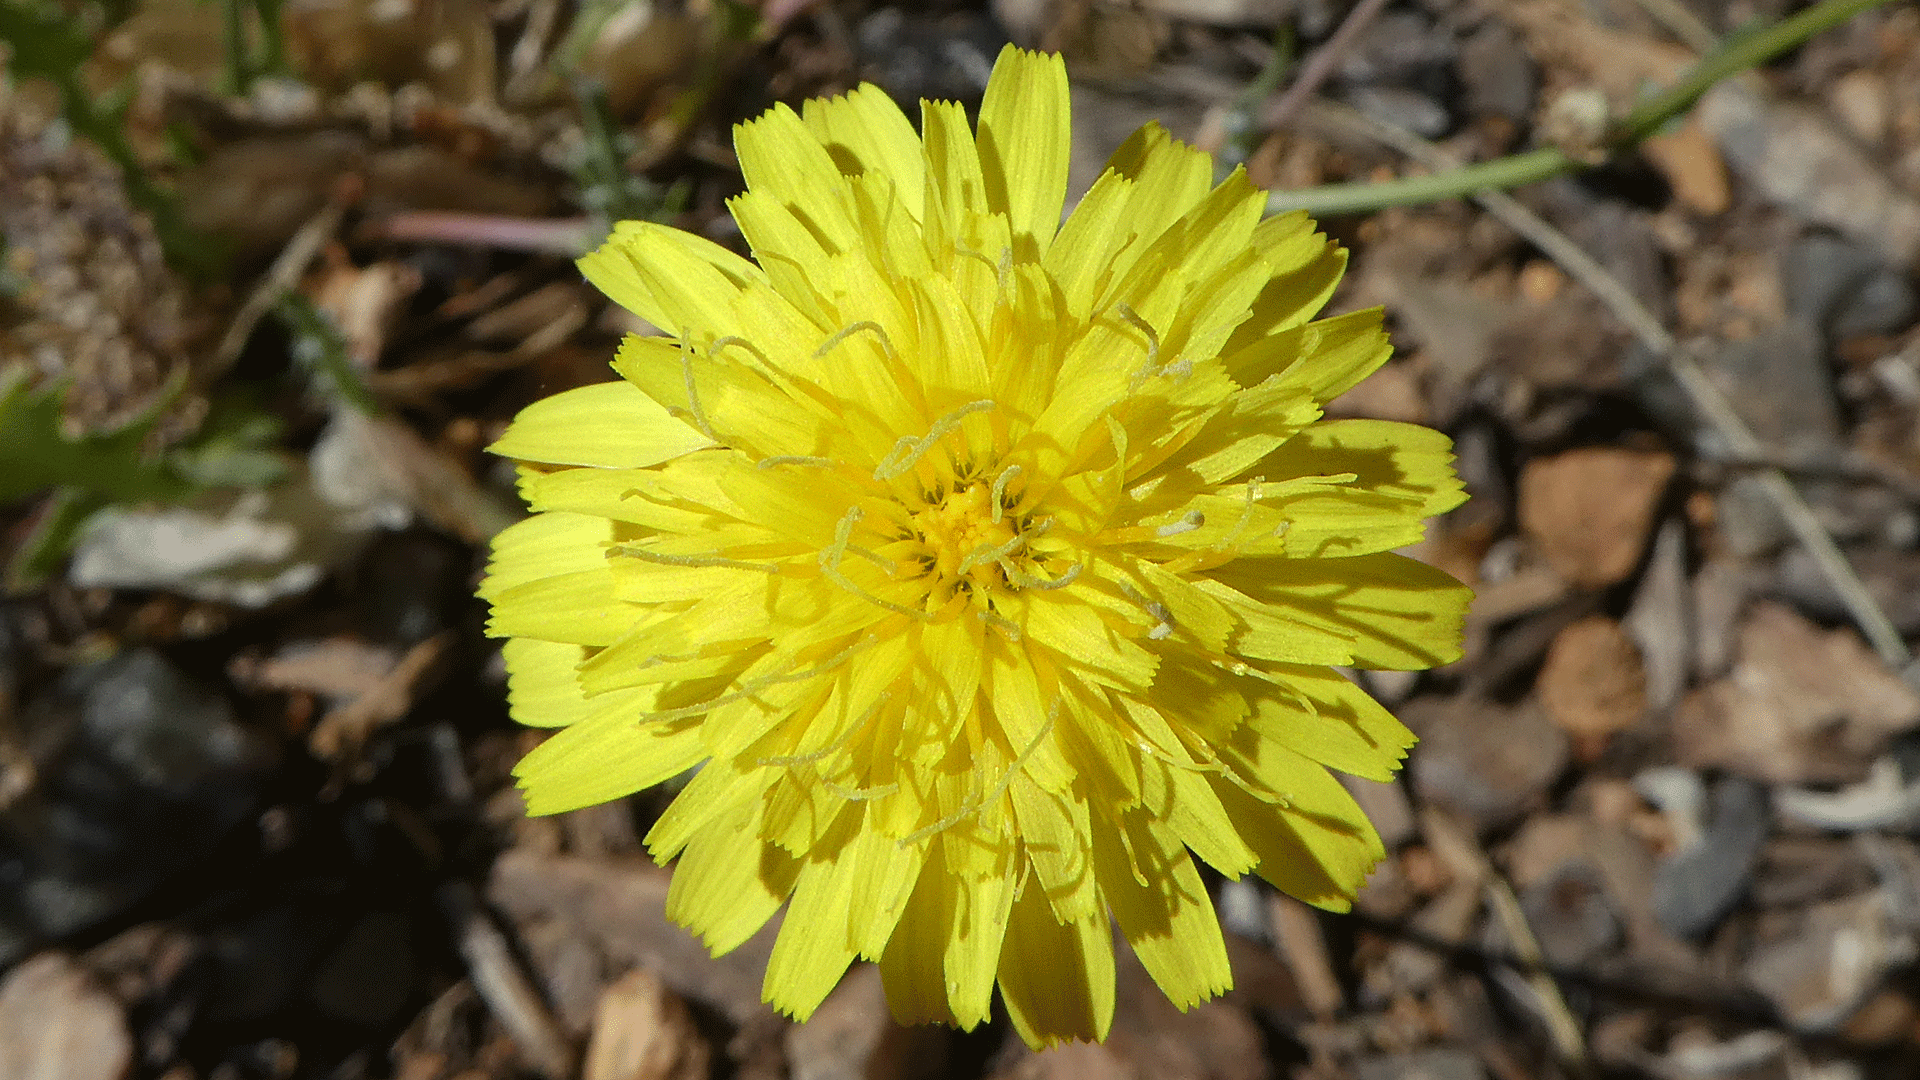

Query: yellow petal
left=485, top=567, right=639, bottom=647
left=1008, top=776, right=1097, bottom=921
left=997, top=876, right=1115, bottom=1047
left=1208, top=552, right=1473, bottom=669
left=1218, top=228, right=1348, bottom=356
left=1104, top=123, right=1214, bottom=255
left=480, top=511, right=617, bottom=600
left=879, top=857, right=960, bottom=1026
left=1246, top=664, right=1417, bottom=782
left=1091, top=811, right=1231, bottom=1008
left=667, top=799, right=799, bottom=953
left=488, top=380, right=712, bottom=468
left=878, top=837, right=1018, bottom=1029
left=1210, top=777, right=1384, bottom=911
left=500, top=637, right=591, bottom=728
left=763, top=809, right=865, bottom=1020
left=976, top=46, right=1070, bottom=259
left=803, top=83, right=927, bottom=221
left=514, top=709, right=704, bottom=816
left=735, top=102, right=859, bottom=253
left=920, top=98, right=1009, bottom=264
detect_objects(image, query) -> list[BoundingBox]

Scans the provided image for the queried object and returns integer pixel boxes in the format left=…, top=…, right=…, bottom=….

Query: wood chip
left=1519, top=447, right=1676, bottom=588
left=1537, top=615, right=1647, bottom=760
left=1641, top=118, right=1731, bottom=216
left=584, top=969, right=710, bottom=1080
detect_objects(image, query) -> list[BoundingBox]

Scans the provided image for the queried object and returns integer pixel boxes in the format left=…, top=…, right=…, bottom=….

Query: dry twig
left=1260, top=0, right=1395, bottom=133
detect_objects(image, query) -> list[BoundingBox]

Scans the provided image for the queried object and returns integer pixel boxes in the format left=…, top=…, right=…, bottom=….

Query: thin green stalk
left=1608, top=0, right=1892, bottom=144
left=1268, top=147, right=1568, bottom=216
left=1267, top=0, right=1901, bottom=216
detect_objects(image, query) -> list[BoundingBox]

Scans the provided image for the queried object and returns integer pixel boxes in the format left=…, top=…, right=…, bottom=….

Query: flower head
left=481, top=46, right=1469, bottom=1046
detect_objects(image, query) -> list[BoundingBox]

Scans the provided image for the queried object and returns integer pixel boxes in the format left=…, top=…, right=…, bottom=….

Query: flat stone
left=1700, top=84, right=1920, bottom=268
left=1701, top=319, right=1841, bottom=458
left=1407, top=695, right=1569, bottom=832
left=487, top=848, right=780, bottom=1026
left=0, top=952, right=134, bottom=1080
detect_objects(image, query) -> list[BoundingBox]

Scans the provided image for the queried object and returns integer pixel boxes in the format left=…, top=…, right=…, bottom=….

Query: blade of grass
left=1267, top=0, right=1902, bottom=216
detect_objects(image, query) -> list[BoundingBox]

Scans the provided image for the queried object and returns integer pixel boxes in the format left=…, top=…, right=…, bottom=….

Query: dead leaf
left=1675, top=602, right=1920, bottom=784
left=304, top=633, right=453, bottom=761
left=306, top=250, right=423, bottom=369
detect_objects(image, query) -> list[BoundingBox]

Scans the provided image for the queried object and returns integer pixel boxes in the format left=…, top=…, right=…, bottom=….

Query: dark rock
left=1518, top=862, right=1622, bottom=967
left=203, top=900, right=338, bottom=1025
left=351, top=529, right=473, bottom=645
left=310, top=911, right=415, bottom=1027
left=1701, top=319, right=1842, bottom=457
left=1341, top=85, right=1453, bottom=138
left=1784, top=231, right=1918, bottom=339
left=1651, top=776, right=1769, bottom=939
left=1458, top=23, right=1537, bottom=123
left=857, top=8, right=1006, bottom=106
left=0, top=650, right=279, bottom=955
left=1338, top=11, right=1458, bottom=87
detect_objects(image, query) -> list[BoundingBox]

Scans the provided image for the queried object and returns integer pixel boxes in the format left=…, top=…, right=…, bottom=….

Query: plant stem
left=1267, top=0, right=1902, bottom=216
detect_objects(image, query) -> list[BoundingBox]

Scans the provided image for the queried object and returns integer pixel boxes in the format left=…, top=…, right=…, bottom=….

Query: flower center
left=911, top=483, right=1020, bottom=591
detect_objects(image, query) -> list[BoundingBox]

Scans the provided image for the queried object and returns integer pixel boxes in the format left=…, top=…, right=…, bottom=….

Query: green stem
left=1267, top=0, right=1901, bottom=216
left=1269, top=147, right=1569, bottom=216
left=1609, top=0, right=1893, bottom=144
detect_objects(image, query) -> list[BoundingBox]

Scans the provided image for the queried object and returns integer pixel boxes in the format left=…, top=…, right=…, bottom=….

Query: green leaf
left=0, top=374, right=194, bottom=505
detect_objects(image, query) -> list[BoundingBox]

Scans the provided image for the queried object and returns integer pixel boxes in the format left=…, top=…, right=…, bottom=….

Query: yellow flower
left=481, top=46, right=1469, bottom=1047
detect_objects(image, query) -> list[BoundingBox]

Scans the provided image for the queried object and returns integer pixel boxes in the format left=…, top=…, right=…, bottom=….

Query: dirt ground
left=6, top=1, right=1920, bottom=1078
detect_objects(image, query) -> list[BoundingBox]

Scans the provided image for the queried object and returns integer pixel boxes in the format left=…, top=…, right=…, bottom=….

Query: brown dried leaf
left=1675, top=602, right=1920, bottom=784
